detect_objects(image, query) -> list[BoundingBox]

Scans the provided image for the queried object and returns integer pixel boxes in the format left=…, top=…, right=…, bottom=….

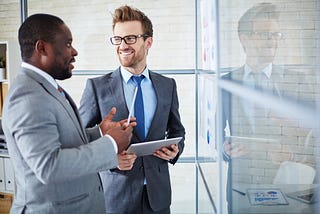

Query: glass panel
left=218, top=1, right=319, bottom=213
left=196, top=1, right=222, bottom=213
left=166, top=74, right=196, bottom=158
left=170, top=163, right=196, bottom=213
left=197, top=164, right=217, bottom=214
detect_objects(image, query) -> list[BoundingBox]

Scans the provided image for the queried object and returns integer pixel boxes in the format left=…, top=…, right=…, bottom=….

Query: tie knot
left=131, top=75, right=145, bottom=86
left=57, top=85, right=66, bottom=97
left=57, top=85, right=64, bottom=93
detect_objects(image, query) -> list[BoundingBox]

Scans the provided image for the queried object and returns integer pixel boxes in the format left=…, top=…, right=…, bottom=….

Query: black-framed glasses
left=110, top=34, right=149, bottom=45
left=251, top=31, right=284, bottom=40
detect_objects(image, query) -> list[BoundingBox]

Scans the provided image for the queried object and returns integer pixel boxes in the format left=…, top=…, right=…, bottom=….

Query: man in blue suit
left=79, top=5, right=185, bottom=214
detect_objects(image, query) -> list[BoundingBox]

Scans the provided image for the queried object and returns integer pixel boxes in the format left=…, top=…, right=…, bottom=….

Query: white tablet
left=126, top=137, right=182, bottom=156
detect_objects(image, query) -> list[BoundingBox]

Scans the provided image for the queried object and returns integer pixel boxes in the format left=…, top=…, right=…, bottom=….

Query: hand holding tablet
left=126, top=137, right=182, bottom=156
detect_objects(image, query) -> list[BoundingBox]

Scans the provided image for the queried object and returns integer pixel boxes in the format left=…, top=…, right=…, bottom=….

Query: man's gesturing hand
left=99, top=107, right=136, bottom=153
left=107, top=126, right=133, bottom=153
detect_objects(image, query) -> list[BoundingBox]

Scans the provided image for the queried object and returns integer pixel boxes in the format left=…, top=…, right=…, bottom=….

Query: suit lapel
left=145, top=72, right=167, bottom=141
left=110, top=69, right=142, bottom=141
left=23, top=69, right=88, bottom=143
left=109, top=68, right=129, bottom=119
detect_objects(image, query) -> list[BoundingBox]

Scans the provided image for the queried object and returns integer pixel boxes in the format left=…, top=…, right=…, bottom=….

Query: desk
left=231, top=184, right=318, bottom=214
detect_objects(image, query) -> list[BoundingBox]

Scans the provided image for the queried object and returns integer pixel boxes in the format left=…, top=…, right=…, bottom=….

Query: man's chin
left=55, top=72, right=72, bottom=80
left=119, top=57, right=133, bottom=67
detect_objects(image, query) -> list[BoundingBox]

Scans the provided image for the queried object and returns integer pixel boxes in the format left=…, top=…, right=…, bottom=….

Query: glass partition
left=215, top=0, right=319, bottom=213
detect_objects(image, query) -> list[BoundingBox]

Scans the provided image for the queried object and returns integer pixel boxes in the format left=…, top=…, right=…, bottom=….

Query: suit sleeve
left=168, top=78, right=185, bottom=164
left=85, top=126, right=102, bottom=142
left=79, top=79, right=102, bottom=128
left=3, top=88, right=117, bottom=185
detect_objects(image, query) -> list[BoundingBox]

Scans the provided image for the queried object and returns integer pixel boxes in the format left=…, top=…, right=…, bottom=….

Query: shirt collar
left=21, top=62, right=59, bottom=89
left=244, top=63, right=272, bottom=79
left=120, top=66, right=150, bottom=84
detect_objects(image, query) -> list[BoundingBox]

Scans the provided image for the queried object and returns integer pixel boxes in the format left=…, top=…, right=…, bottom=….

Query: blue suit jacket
left=79, top=67, right=185, bottom=213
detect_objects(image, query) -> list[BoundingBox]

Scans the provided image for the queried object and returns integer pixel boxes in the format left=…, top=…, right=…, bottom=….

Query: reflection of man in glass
left=238, top=3, right=282, bottom=74
left=223, top=2, right=284, bottom=161
left=222, top=3, right=317, bottom=213
left=223, top=3, right=286, bottom=213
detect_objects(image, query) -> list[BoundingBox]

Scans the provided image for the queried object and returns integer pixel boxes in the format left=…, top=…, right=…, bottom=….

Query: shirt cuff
left=99, top=126, right=118, bottom=154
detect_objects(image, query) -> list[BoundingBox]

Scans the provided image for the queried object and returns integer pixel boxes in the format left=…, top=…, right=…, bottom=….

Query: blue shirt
left=120, top=66, right=157, bottom=138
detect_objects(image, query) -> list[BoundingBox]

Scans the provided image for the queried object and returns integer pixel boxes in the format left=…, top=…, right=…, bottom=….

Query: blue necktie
left=132, top=75, right=145, bottom=141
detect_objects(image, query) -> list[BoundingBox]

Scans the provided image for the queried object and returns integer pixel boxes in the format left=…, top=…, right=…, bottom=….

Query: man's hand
left=117, top=151, right=137, bottom=170
left=107, top=126, right=133, bottom=154
left=223, top=141, right=246, bottom=158
left=153, top=144, right=179, bottom=161
left=100, top=107, right=136, bottom=153
left=100, top=107, right=136, bottom=135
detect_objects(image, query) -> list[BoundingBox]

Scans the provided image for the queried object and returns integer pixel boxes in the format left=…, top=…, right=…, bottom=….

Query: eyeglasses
left=251, top=31, right=284, bottom=40
left=110, top=34, right=149, bottom=45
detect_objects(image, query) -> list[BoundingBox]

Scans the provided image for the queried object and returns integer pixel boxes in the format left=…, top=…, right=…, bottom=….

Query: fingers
left=123, top=125, right=133, bottom=140
left=103, top=107, right=116, bottom=122
left=121, top=121, right=137, bottom=129
left=153, top=144, right=178, bottom=161
left=224, top=141, right=247, bottom=158
left=117, top=152, right=137, bottom=171
left=120, top=117, right=137, bottom=128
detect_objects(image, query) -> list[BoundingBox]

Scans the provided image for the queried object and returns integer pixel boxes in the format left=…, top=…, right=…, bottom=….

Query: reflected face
left=113, top=21, right=152, bottom=74
left=241, top=19, right=281, bottom=66
left=47, top=24, right=78, bottom=80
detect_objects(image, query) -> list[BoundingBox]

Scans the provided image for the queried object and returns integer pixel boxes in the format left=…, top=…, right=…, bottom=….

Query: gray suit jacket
left=79, top=68, right=185, bottom=213
left=2, top=68, right=118, bottom=214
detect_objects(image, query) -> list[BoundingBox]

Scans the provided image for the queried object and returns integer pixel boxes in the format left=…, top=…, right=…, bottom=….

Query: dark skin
left=27, top=23, right=135, bottom=154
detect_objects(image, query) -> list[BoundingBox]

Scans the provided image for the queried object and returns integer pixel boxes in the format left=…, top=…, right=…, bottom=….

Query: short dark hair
left=112, top=5, right=153, bottom=37
left=18, top=13, right=64, bottom=61
left=238, top=3, right=280, bottom=36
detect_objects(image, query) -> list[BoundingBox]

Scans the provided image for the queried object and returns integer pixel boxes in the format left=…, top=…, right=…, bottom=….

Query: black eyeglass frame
left=109, top=34, right=149, bottom=45
left=250, top=31, right=284, bottom=40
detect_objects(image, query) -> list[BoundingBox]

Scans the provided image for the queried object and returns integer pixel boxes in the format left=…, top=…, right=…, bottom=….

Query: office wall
left=0, top=0, right=20, bottom=40
left=26, top=0, right=195, bottom=70
left=0, top=0, right=195, bottom=69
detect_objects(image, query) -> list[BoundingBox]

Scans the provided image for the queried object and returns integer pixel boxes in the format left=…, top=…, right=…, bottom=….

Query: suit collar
left=21, top=67, right=88, bottom=143
left=244, top=63, right=272, bottom=79
left=21, top=62, right=58, bottom=89
left=231, top=64, right=284, bottom=81
left=119, top=66, right=150, bottom=82
left=110, top=68, right=167, bottom=142
left=110, top=68, right=130, bottom=117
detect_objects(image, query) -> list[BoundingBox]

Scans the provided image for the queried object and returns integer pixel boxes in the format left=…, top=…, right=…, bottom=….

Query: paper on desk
left=247, top=188, right=289, bottom=205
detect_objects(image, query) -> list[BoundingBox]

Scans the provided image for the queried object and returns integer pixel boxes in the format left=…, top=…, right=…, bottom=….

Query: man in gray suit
left=2, top=14, right=134, bottom=214
left=79, top=5, right=185, bottom=214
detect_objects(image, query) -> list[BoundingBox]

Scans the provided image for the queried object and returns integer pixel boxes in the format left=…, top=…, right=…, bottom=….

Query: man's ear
left=35, top=40, right=48, bottom=56
left=239, top=33, right=248, bottom=52
left=146, top=37, right=153, bottom=49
